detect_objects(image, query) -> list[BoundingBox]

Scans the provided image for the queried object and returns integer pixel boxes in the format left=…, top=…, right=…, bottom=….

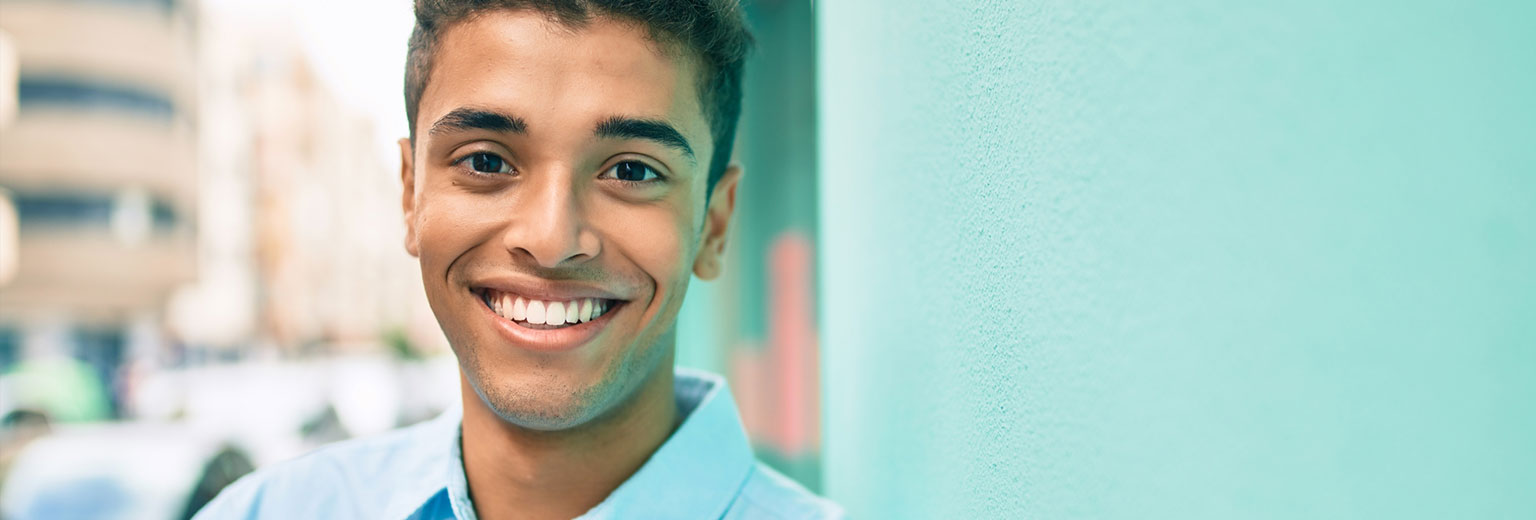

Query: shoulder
left=194, top=418, right=450, bottom=520
left=727, top=462, right=846, bottom=520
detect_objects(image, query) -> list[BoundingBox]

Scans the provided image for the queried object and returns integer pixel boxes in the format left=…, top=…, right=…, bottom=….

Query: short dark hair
left=405, top=0, right=753, bottom=191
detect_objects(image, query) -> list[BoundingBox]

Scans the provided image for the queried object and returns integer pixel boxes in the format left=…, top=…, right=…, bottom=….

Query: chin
left=468, top=334, right=675, bottom=432
left=463, top=361, right=609, bottom=431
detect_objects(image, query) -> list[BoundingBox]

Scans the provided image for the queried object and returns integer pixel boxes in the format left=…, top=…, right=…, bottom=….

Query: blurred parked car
left=0, top=421, right=253, bottom=520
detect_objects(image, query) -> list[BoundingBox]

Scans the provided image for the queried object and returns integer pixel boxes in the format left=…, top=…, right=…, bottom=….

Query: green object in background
left=818, top=1, right=1535, bottom=519
left=4, top=358, right=111, bottom=422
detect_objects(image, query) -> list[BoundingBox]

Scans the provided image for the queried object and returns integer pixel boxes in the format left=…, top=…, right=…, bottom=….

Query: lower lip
left=477, top=294, right=624, bottom=353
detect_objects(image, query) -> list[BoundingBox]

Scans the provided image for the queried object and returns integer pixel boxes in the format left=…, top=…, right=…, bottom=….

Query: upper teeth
left=489, top=291, right=609, bottom=327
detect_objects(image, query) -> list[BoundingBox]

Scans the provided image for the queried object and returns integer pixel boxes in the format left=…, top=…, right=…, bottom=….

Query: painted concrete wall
left=817, top=1, right=1535, bottom=518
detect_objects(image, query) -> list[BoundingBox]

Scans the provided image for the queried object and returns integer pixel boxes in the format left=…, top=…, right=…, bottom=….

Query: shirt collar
left=404, top=367, right=756, bottom=520
left=575, top=367, right=756, bottom=518
left=385, top=402, right=465, bottom=520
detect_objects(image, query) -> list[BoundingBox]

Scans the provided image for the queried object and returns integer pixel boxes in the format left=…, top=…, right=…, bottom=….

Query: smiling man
left=194, top=1, right=840, bottom=519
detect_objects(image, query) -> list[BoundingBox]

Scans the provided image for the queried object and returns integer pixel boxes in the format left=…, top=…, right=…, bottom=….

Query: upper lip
left=470, top=275, right=629, bottom=302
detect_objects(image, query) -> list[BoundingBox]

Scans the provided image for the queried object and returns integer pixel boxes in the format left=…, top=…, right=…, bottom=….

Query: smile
left=475, top=288, right=623, bottom=330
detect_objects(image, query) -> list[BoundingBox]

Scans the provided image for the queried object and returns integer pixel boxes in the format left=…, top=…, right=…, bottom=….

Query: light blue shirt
left=194, top=368, right=842, bottom=519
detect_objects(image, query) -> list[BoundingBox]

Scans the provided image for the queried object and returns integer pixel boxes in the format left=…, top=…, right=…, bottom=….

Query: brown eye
left=459, top=152, right=513, bottom=174
left=604, top=161, right=660, bottom=182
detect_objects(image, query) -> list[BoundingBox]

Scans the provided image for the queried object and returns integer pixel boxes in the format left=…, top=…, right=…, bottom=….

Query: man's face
left=399, top=10, right=738, bottom=430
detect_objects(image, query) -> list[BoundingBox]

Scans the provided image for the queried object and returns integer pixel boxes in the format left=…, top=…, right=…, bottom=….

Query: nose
left=501, top=171, right=601, bottom=268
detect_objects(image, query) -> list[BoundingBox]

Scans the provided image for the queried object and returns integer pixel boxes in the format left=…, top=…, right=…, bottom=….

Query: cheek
left=600, top=202, right=694, bottom=291
left=415, top=191, right=503, bottom=277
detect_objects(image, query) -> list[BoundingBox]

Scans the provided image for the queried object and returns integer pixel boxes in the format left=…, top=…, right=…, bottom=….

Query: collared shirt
left=194, top=367, right=842, bottom=519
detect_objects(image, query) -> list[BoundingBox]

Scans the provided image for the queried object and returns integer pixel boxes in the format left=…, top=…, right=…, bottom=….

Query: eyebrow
left=429, top=108, right=527, bottom=136
left=594, top=116, right=696, bottom=163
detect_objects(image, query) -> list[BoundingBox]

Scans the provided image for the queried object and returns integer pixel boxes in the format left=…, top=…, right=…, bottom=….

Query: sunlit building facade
left=0, top=0, right=198, bottom=418
left=178, top=19, right=426, bottom=356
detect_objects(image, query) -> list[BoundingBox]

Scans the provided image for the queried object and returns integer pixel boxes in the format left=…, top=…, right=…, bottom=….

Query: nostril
left=501, top=219, right=602, bottom=268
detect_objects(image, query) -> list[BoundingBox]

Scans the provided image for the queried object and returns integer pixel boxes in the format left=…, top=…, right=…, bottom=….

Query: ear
left=692, top=164, right=742, bottom=280
left=399, top=137, right=421, bottom=258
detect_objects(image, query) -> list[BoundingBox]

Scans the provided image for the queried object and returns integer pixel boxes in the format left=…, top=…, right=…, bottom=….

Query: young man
left=196, top=1, right=840, bottom=518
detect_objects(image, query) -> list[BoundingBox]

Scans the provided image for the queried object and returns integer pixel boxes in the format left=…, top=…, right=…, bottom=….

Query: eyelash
left=453, top=151, right=515, bottom=176
left=601, top=160, right=667, bottom=184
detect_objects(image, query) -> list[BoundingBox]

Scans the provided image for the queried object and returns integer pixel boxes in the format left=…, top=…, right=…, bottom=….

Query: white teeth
left=511, top=297, right=527, bottom=321
left=547, top=301, right=566, bottom=326
left=487, top=291, right=616, bottom=327
left=526, top=300, right=546, bottom=324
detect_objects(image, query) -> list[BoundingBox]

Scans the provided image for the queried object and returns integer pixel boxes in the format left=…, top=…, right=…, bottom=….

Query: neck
left=459, top=361, right=678, bottom=520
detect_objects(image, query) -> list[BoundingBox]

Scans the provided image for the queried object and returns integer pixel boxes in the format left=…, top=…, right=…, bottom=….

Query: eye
left=457, top=152, right=514, bottom=175
left=602, top=161, right=663, bottom=182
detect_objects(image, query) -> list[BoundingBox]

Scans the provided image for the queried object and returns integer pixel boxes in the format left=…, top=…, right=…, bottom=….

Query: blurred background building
left=0, top=0, right=454, bottom=516
left=0, top=0, right=198, bottom=421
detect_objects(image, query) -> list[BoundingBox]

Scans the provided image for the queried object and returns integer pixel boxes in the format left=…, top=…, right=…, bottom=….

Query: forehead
left=418, top=10, right=709, bottom=145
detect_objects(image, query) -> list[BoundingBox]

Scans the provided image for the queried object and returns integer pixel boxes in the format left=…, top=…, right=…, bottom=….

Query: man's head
left=405, top=0, right=752, bottom=191
left=397, top=1, right=751, bottom=431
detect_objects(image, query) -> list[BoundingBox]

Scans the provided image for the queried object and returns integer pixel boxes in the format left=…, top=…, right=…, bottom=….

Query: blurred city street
left=0, top=0, right=460, bottom=514
left=2, top=353, right=459, bottom=518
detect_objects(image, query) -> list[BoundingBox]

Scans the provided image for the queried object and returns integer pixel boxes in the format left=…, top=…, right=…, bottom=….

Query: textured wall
left=817, top=1, right=1535, bottom=518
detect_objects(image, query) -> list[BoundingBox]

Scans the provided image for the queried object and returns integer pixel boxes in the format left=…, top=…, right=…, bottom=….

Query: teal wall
left=818, top=1, right=1535, bottom=518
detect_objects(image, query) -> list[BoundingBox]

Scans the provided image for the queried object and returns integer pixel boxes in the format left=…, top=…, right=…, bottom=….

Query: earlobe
left=398, top=137, right=421, bottom=258
left=692, top=164, right=742, bottom=280
left=693, top=255, right=719, bottom=280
